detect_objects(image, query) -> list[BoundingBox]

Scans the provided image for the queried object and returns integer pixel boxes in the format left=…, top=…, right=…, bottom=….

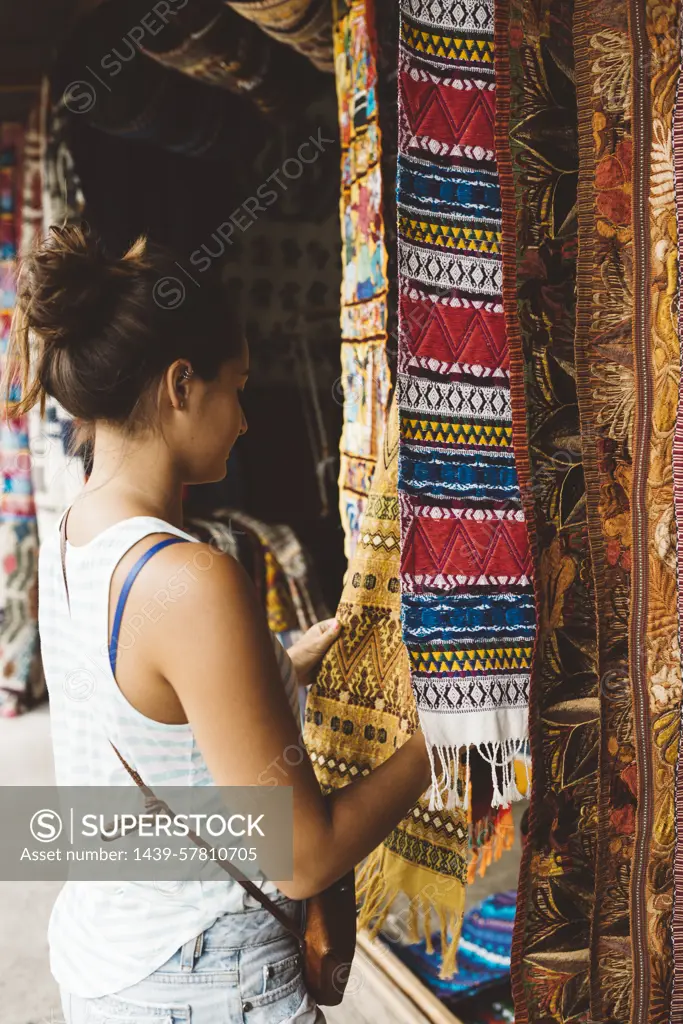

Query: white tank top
left=39, top=511, right=302, bottom=998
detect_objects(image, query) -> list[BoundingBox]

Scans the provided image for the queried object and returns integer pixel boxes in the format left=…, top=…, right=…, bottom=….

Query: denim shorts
left=59, top=893, right=326, bottom=1024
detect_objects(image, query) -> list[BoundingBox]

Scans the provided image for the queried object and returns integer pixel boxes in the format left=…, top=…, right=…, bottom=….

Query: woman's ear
left=165, top=361, right=194, bottom=410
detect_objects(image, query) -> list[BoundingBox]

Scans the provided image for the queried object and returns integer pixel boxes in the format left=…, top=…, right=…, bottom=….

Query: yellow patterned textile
left=304, top=393, right=512, bottom=977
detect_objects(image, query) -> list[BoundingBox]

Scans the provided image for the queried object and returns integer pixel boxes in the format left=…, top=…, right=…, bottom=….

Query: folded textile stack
left=385, top=889, right=516, bottom=1008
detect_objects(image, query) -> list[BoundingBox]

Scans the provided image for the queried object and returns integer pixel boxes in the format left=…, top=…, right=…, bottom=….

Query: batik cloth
left=386, top=889, right=516, bottom=1005
left=305, top=393, right=514, bottom=977
left=494, top=0, right=682, bottom=1019
left=188, top=508, right=328, bottom=635
left=334, top=0, right=391, bottom=560
left=672, top=25, right=683, bottom=1023
left=397, top=0, right=534, bottom=810
left=0, top=131, right=42, bottom=718
left=575, top=1, right=678, bottom=1022
left=493, top=0, right=602, bottom=1020
left=226, top=0, right=333, bottom=72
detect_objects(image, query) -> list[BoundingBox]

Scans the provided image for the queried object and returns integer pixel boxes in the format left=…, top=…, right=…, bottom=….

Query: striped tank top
left=39, top=512, right=301, bottom=998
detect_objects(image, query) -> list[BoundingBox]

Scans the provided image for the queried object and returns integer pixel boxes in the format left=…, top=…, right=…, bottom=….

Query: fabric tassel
left=468, top=806, right=516, bottom=884
left=438, top=915, right=460, bottom=980
left=355, top=841, right=466, bottom=979
left=425, top=735, right=529, bottom=811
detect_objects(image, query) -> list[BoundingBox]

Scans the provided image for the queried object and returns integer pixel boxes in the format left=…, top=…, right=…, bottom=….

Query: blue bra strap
left=109, top=538, right=188, bottom=677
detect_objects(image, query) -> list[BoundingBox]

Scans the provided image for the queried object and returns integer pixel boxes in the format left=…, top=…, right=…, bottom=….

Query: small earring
left=180, top=367, right=193, bottom=381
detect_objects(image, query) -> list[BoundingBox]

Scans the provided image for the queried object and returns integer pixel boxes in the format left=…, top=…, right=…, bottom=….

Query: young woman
left=10, top=226, right=434, bottom=1024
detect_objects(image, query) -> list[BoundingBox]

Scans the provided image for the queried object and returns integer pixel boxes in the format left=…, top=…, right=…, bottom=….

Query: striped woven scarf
left=397, top=0, right=535, bottom=810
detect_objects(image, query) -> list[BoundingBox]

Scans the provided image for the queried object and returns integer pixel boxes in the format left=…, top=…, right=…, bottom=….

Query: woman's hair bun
left=19, top=224, right=146, bottom=354
left=7, top=222, right=242, bottom=426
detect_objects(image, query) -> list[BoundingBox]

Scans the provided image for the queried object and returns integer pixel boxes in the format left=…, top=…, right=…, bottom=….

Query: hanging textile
left=334, top=0, right=391, bottom=561
left=137, top=0, right=321, bottom=112
left=574, top=1, right=679, bottom=1020
left=0, top=127, right=42, bottom=717
left=51, top=2, right=306, bottom=162
left=20, top=106, right=43, bottom=257
left=599, top=0, right=679, bottom=1019
left=672, top=25, right=683, bottom=1022
left=41, top=100, right=86, bottom=233
left=25, top=94, right=85, bottom=544
left=493, top=0, right=601, bottom=1019
left=225, top=0, right=333, bottom=73
left=396, top=0, right=534, bottom=810
left=491, top=0, right=682, bottom=1018
left=221, top=509, right=329, bottom=632
left=305, top=393, right=513, bottom=977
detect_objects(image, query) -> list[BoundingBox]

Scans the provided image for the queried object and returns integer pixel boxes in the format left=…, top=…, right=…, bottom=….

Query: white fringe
left=425, top=738, right=530, bottom=811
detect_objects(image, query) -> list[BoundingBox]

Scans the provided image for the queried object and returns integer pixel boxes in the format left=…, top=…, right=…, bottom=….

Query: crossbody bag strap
left=109, top=741, right=305, bottom=942
left=59, top=510, right=71, bottom=613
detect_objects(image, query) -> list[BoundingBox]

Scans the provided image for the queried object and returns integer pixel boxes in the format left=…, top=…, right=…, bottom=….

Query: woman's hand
left=288, top=618, right=341, bottom=686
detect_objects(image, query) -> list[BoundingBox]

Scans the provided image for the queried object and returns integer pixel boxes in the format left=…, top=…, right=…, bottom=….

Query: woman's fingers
left=300, top=619, right=341, bottom=661
left=316, top=617, right=339, bottom=636
left=310, top=618, right=341, bottom=651
left=289, top=620, right=342, bottom=684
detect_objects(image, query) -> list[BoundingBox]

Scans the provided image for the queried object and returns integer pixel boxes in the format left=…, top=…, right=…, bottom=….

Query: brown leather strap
left=109, top=742, right=305, bottom=942
left=59, top=509, right=71, bottom=613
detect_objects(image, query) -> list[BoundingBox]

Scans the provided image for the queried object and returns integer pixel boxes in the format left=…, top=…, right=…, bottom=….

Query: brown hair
left=8, top=224, right=243, bottom=427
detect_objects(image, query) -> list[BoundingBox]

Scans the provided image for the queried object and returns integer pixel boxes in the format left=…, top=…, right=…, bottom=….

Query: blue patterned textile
left=385, top=889, right=516, bottom=1005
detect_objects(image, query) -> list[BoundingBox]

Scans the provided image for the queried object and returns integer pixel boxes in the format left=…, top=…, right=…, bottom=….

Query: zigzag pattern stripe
left=401, top=418, right=512, bottom=446
left=400, top=354, right=509, bottom=378
left=407, top=134, right=496, bottom=162
left=400, top=216, right=501, bottom=253
left=410, top=646, right=533, bottom=673
left=401, top=22, right=495, bottom=64
left=357, top=529, right=400, bottom=550
left=400, top=59, right=495, bottom=91
left=409, top=504, right=525, bottom=521
left=412, top=675, right=528, bottom=713
left=402, top=573, right=531, bottom=589
left=400, top=279, right=503, bottom=312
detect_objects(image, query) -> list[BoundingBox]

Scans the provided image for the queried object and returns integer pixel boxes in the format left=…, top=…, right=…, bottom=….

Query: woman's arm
left=147, top=543, right=432, bottom=900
